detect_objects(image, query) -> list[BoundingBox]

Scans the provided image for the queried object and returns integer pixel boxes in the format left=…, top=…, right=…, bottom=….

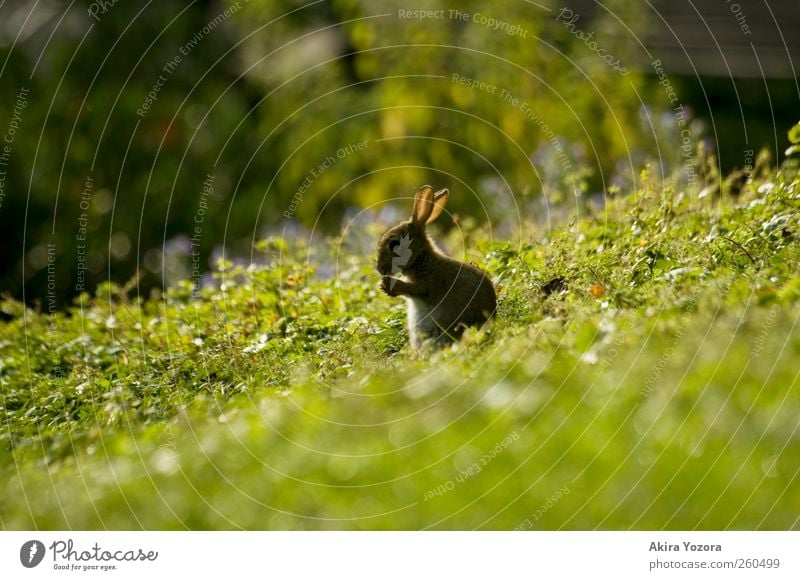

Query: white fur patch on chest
left=407, top=297, right=439, bottom=347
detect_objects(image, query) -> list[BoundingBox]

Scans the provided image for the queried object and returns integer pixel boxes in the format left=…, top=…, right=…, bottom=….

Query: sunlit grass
left=1, top=166, right=799, bottom=530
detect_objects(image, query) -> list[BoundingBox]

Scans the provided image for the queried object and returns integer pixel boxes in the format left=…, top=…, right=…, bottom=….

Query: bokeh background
left=1, top=0, right=798, bottom=305
left=2, top=0, right=800, bottom=533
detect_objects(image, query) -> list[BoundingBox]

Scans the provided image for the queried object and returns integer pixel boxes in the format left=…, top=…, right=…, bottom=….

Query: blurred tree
left=0, top=0, right=661, bottom=306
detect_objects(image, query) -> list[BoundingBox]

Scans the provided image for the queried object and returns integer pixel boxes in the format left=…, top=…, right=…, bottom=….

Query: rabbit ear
left=411, top=185, right=435, bottom=223
left=426, top=188, right=449, bottom=224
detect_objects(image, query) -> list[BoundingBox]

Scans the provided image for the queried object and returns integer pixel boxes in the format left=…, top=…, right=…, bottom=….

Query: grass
left=1, top=162, right=799, bottom=530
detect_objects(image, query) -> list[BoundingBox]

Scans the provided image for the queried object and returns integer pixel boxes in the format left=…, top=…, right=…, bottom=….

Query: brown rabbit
left=377, top=185, right=497, bottom=349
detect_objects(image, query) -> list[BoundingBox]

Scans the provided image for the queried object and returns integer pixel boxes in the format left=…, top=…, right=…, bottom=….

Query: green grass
left=1, top=165, right=799, bottom=530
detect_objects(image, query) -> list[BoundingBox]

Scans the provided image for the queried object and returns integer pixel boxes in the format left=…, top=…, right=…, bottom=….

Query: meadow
left=2, top=154, right=798, bottom=530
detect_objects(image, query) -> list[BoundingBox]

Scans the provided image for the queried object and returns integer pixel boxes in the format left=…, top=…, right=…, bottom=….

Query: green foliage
left=1, top=0, right=669, bottom=306
left=786, top=120, right=800, bottom=157
left=1, top=164, right=799, bottom=529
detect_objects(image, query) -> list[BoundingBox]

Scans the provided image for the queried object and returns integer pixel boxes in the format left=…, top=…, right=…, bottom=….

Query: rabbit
left=377, top=185, right=497, bottom=350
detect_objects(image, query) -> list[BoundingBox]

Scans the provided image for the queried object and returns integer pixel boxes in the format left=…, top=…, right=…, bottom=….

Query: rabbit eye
left=389, top=239, right=400, bottom=252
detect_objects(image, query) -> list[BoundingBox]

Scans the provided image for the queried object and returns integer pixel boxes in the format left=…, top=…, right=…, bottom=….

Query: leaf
left=788, top=121, right=800, bottom=144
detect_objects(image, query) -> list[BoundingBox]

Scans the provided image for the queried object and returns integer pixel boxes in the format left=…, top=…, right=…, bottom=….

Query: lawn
left=1, top=161, right=799, bottom=530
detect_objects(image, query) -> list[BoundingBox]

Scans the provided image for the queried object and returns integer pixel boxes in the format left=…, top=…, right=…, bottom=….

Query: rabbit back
left=407, top=254, right=496, bottom=348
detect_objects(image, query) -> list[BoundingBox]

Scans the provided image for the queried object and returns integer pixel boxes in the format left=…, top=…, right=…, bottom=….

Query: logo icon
left=20, top=540, right=45, bottom=568
left=390, top=234, right=413, bottom=289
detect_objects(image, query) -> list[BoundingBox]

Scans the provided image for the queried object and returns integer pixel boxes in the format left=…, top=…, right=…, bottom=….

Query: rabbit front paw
left=380, top=276, right=400, bottom=296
